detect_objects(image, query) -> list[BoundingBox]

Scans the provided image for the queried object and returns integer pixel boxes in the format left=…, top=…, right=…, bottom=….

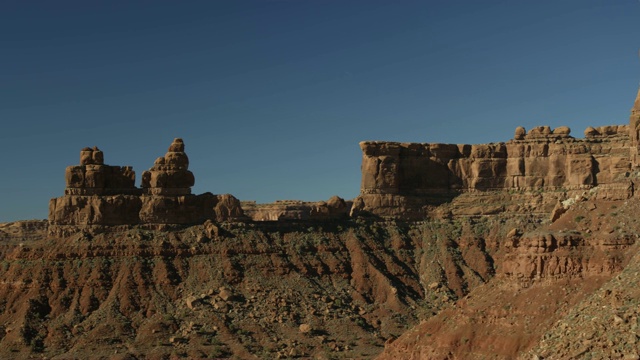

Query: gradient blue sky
left=1, top=0, right=639, bottom=221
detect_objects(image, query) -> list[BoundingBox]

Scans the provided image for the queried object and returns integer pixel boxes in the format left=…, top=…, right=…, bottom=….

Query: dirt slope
left=378, top=196, right=640, bottom=360
left=0, top=217, right=501, bottom=359
left=3, top=191, right=640, bottom=359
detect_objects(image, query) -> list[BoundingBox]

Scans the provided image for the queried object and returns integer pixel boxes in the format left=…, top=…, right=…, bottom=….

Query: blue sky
left=1, top=0, right=639, bottom=221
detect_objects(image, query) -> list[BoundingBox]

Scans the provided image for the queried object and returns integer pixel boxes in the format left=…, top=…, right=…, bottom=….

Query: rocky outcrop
left=519, top=125, right=572, bottom=140
left=242, top=196, right=351, bottom=221
left=49, top=194, right=142, bottom=226
left=353, top=124, right=634, bottom=219
left=64, top=147, right=139, bottom=196
left=49, top=140, right=246, bottom=229
left=49, top=147, right=142, bottom=226
left=502, top=230, right=633, bottom=285
left=141, top=138, right=194, bottom=196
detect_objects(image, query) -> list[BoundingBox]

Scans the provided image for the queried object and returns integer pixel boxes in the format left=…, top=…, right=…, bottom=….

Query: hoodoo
left=48, top=138, right=245, bottom=231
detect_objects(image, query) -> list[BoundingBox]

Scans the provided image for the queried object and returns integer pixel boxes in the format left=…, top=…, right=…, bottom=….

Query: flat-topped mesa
left=354, top=119, right=635, bottom=218
left=64, top=147, right=139, bottom=196
left=141, top=138, right=195, bottom=195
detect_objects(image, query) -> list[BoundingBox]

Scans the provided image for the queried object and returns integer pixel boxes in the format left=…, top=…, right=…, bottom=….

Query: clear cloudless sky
left=1, top=0, right=640, bottom=221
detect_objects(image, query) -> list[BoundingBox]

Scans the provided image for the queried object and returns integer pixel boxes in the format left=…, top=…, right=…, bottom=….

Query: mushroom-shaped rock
left=514, top=126, right=526, bottom=140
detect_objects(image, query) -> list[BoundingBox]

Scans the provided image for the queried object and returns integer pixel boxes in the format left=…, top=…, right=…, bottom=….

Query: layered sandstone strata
left=49, top=140, right=246, bottom=228
left=49, top=147, right=142, bottom=226
left=64, top=146, right=139, bottom=196
left=242, top=196, right=351, bottom=221
left=141, top=138, right=195, bottom=196
left=353, top=124, right=634, bottom=218
left=502, top=230, right=634, bottom=284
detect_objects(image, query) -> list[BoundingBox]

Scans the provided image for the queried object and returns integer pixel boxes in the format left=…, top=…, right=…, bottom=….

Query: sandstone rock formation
left=502, top=230, right=633, bottom=284
left=49, top=146, right=142, bottom=226
left=49, top=139, right=246, bottom=229
left=242, top=196, right=351, bottom=221
left=64, top=146, right=138, bottom=196
left=353, top=124, right=634, bottom=218
left=141, top=138, right=195, bottom=196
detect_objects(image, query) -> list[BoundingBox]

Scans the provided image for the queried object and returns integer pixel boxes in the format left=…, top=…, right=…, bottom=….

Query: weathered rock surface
left=502, top=230, right=633, bottom=284
left=49, top=139, right=246, bottom=228
left=377, top=198, right=640, bottom=360
left=354, top=124, right=634, bottom=219
left=49, top=194, right=142, bottom=226
left=242, top=196, right=351, bottom=221
left=141, top=138, right=195, bottom=196
left=0, top=220, right=467, bottom=359
left=64, top=146, right=138, bottom=196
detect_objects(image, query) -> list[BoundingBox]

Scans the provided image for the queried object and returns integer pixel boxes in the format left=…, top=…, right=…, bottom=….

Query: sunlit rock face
left=353, top=122, right=635, bottom=219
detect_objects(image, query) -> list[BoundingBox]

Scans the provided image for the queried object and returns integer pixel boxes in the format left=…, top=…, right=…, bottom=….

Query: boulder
left=553, top=126, right=571, bottom=136
left=584, top=126, right=599, bottom=137
left=514, top=127, right=526, bottom=140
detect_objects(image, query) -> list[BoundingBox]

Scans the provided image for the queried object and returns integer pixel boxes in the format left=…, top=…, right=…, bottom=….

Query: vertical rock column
left=139, top=138, right=216, bottom=224
left=49, top=147, right=141, bottom=226
left=141, top=138, right=195, bottom=195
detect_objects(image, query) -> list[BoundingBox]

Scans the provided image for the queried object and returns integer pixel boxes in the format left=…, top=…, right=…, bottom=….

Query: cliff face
left=353, top=125, right=634, bottom=219
left=378, top=197, right=640, bottom=360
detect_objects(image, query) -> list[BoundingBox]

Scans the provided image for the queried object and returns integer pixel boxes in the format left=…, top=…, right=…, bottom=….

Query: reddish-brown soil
left=0, top=216, right=500, bottom=359
left=379, top=196, right=640, bottom=360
